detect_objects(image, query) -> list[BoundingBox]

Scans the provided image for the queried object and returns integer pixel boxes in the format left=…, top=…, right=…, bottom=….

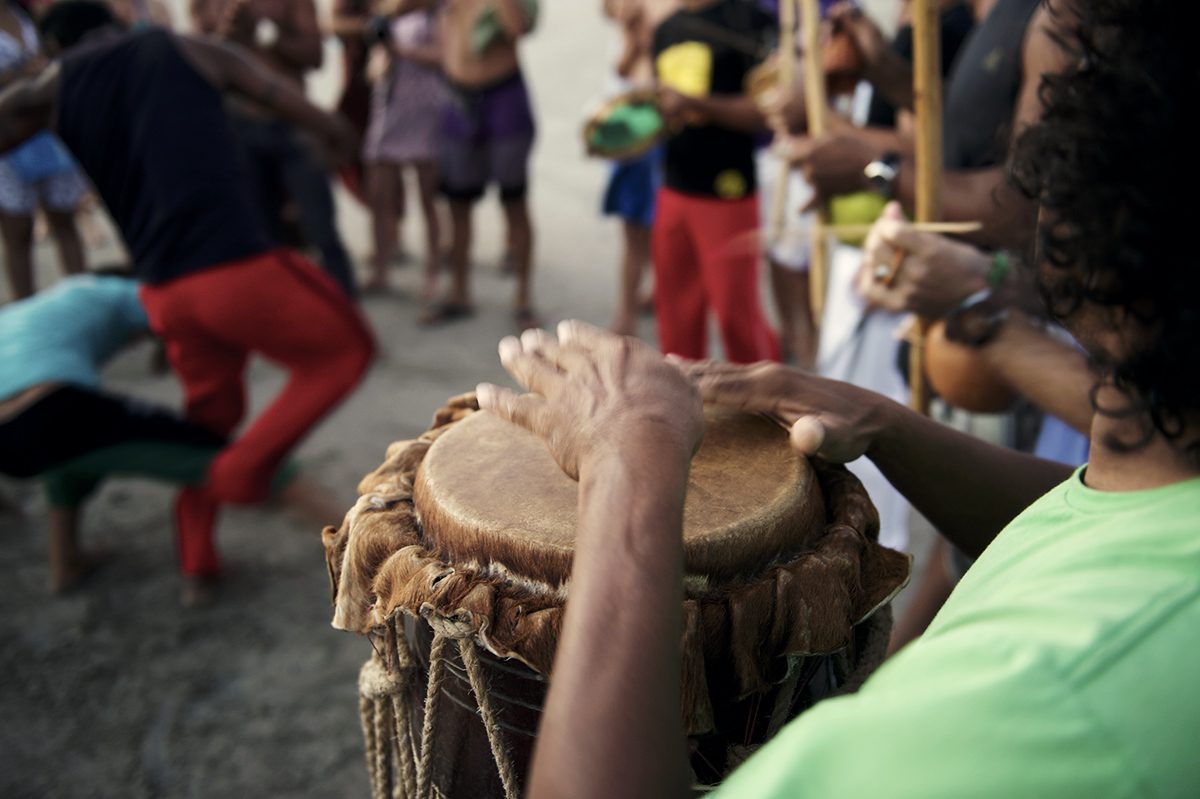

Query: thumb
left=788, top=416, right=827, bottom=456
left=881, top=200, right=904, bottom=221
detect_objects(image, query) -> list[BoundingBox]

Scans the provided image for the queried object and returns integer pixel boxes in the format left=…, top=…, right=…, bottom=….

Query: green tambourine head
left=585, top=100, right=664, bottom=160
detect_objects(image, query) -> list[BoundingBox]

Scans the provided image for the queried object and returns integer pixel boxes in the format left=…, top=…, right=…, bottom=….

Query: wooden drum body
left=325, top=394, right=910, bottom=798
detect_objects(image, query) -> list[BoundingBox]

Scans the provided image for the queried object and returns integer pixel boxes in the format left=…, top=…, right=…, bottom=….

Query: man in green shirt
left=471, top=0, right=1200, bottom=795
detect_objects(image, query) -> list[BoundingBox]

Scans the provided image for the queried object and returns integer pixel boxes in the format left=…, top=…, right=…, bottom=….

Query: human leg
left=143, top=253, right=372, bottom=575
left=614, top=221, right=651, bottom=336
left=691, top=194, right=780, bottom=363
left=413, top=161, right=442, bottom=303
left=0, top=212, right=35, bottom=300
left=489, top=107, right=536, bottom=321
left=433, top=100, right=487, bottom=320
left=425, top=198, right=476, bottom=321
left=366, top=161, right=402, bottom=290
left=500, top=196, right=534, bottom=322
left=650, top=188, right=708, bottom=358
left=769, top=259, right=816, bottom=368
left=603, top=152, right=658, bottom=335
left=281, top=132, right=359, bottom=299
left=44, top=209, right=86, bottom=277
left=40, top=166, right=88, bottom=277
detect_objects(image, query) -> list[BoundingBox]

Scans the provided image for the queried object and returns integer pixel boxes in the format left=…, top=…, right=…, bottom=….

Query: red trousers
left=140, top=250, right=375, bottom=576
left=651, top=188, right=779, bottom=363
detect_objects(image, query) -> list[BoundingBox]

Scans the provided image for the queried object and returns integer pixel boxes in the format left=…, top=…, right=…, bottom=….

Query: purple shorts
left=439, top=71, right=536, bottom=202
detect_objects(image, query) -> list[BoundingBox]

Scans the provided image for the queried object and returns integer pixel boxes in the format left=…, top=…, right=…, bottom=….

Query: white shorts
left=756, top=149, right=815, bottom=272
left=0, top=156, right=87, bottom=215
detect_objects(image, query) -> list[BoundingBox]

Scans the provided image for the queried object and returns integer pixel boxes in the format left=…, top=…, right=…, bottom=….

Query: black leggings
left=0, top=385, right=224, bottom=478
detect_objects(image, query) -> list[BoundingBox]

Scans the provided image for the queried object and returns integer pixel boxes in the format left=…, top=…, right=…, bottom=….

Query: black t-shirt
left=942, top=0, right=1040, bottom=170
left=57, top=30, right=272, bottom=284
left=865, top=3, right=975, bottom=129
left=653, top=0, right=776, bottom=199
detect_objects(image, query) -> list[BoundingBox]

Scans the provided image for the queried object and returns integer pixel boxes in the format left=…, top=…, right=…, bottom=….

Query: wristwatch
left=943, top=287, right=1011, bottom=348
left=864, top=152, right=901, bottom=200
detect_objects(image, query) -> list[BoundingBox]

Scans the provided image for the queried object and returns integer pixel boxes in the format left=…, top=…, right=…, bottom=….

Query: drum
left=325, top=394, right=910, bottom=799
left=582, top=89, right=665, bottom=162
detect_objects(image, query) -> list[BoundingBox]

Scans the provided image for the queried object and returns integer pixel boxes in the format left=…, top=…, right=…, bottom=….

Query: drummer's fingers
left=520, top=327, right=562, bottom=363
left=476, top=383, right=549, bottom=435
left=556, top=319, right=618, bottom=352
left=499, top=335, right=562, bottom=395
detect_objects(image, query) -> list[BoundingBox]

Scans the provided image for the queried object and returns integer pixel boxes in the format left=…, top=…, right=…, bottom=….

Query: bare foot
left=419, top=275, right=440, bottom=306
left=514, top=307, right=541, bottom=332
left=50, top=550, right=106, bottom=594
left=180, top=574, right=219, bottom=608
left=362, top=274, right=392, bottom=295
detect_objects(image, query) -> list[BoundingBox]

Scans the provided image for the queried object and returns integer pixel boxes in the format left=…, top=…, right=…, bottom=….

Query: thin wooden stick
left=910, top=0, right=942, bottom=413
left=825, top=220, right=981, bottom=238
left=720, top=220, right=983, bottom=260
left=768, top=0, right=798, bottom=243
left=799, top=0, right=829, bottom=324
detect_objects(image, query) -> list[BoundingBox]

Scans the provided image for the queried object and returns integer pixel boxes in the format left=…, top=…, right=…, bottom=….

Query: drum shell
left=403, top=617, right=853, bottom=797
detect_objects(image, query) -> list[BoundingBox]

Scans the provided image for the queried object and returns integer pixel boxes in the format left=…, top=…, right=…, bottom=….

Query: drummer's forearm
left=866, top=401, right=1073, bottom=557
left=528, top=449, right=692, bottom=799
left=694, top=94, right=767, bottom=134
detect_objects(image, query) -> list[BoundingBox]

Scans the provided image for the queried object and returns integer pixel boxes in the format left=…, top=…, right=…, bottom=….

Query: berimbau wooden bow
left=910, top=0, right=942, bottom=412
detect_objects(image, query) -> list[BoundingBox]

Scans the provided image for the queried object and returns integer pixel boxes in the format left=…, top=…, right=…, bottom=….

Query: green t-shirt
left=714, top=468, right=1200, bottom=798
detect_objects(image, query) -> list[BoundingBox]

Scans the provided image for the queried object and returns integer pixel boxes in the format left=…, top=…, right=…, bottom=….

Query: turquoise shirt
left=0, top=275, right=148, bottom=400
left=714, top=468, right=1200, bottom=797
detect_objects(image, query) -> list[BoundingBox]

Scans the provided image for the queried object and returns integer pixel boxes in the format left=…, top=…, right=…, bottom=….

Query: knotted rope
left=359, top=609, right=519, bottom=799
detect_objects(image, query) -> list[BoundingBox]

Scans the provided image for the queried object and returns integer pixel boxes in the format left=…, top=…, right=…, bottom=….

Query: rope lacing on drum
left=358, top=608, right=520, bottom=799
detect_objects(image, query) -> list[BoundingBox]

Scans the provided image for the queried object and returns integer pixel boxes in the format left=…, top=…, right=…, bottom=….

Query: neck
left=1085, top=386, right=1200, bottom=491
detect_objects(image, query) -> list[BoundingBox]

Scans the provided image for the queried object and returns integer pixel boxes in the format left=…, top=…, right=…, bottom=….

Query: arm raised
left=176, top=35, right=355, bottom=160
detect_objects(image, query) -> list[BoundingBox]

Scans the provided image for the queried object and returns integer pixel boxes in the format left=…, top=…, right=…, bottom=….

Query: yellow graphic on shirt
left=714, top=169, right=747, bottom=199
left=656, top=42, right=713, bottom=98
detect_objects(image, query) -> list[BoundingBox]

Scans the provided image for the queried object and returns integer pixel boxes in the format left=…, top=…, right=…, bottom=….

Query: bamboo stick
left=910, top=0, right=942, bottom=413
left=767, top=0, right=798, bottom=245
left=799, top=0, right=829, bottom=323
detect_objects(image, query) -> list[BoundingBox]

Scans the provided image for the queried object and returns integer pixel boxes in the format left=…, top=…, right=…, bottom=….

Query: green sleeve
left=711, top=632, right=1139, bottom=798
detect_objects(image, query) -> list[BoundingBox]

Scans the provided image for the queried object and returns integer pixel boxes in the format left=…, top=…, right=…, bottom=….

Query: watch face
left=864, top=160, right=897, bottom=197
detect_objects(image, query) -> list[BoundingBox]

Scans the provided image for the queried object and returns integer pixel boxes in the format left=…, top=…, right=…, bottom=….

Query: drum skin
left=413, top=407, right=826, bottom=587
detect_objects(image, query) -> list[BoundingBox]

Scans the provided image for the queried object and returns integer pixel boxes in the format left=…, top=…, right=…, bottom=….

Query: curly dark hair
left=1009, top=0, right=1200, bottom=454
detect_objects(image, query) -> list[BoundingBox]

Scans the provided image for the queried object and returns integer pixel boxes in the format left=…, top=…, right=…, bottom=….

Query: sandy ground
left=0, top=2, right=924, bottom=797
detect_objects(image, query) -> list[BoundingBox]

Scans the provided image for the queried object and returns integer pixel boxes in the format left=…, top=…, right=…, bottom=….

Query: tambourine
left=582, top=89, right=665, bottom=161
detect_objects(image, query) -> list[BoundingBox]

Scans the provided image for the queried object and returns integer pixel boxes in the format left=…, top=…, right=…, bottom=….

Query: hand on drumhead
left=477, top=321, right=705, bottom=481
left=670, top=358, right=886, bottom=464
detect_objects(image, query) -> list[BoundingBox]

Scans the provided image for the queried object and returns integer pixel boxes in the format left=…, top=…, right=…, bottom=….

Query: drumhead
left=412, top=406, right=826, bottom=585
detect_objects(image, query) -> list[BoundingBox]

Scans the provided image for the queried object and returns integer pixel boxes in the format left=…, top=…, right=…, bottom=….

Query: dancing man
left=0, top=0, right=375, bottom=602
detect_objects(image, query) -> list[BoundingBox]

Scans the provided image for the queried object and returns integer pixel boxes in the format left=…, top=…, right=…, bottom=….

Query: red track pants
left=651, top=188, right=779, bottom=363
left=140, top=250, right=375, bottom=577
